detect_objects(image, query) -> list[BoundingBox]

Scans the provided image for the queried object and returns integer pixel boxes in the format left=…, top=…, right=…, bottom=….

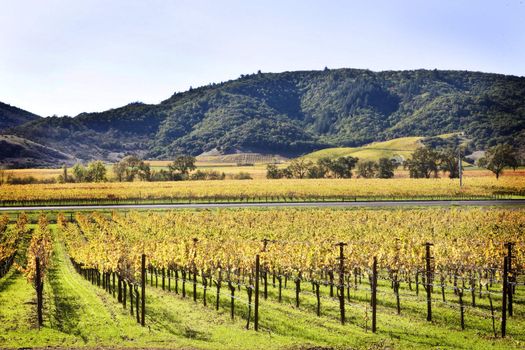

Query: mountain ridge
left=1, top=68, right=525, bottom=166
left=0, top=101, right=41, bottom=130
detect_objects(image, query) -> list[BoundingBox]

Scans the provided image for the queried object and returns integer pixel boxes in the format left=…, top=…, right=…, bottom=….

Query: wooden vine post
left=501, top=256, right=508, bottom=338
left=315, top=282, right=321, bottom=316
left=505, top=242, right=514, bottom=316
left=372, top=256, right=377, bottom=333
left=458, top=288, right=465, bottom=330
left=118, top=275, right=122, bottom=302
left=424, top=242, right=433, bottom=322
left=213, top=268, right=221, bottom=310
left=135, top=287, right=140, bottom=323
left=141, top=253, right=146, bottom=326
left=162, top=267, right=165, bottom=291
left=192, top=238, right=198, bottom=302
left=335, top=242, right=347, bottom=325
left=123, top=279, right=127, bottom=308
left=228, top=281, right=235, bottom=320
left=262, top=238, right=270, bottom=300
left=129, top=282, right=134, bottom=316
left=35, top=257, right=43, bottom=327
left=254, top=254, right=260, bottom=331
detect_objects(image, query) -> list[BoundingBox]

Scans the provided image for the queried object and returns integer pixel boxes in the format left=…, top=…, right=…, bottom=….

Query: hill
left=2, top=68, right=525, bottom=166
left=0, top=102, right=41, bottom=130
left=302, top=134, right=475, bottom=163
left=302, top=136, right=423, bottom=162
left=6, top=103, right=162, bottom=162
left=0, top=134, right=74, bottom=168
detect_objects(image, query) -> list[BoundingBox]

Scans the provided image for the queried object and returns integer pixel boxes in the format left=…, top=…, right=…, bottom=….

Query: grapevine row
left=0, top=214, right=53, bottom=326
left=57, top=208, right=524, bottom=336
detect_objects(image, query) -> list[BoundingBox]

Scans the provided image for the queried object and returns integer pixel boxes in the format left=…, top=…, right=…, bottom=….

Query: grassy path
left=44, top=241, right=159, bottom=347
left=0, top=240, right=155, bottom=348
left=0, top=263, right=77, bottom=346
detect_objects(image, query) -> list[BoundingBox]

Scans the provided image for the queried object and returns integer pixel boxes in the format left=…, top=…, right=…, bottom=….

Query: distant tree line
left=403, top=147, right=460, bottom=179
left=404, top=143, right=519, bottom=179
left=58, top=155, right=200, bottom=183
left=266, top=156, right=399, bottom=179
left=55, top=155, right=253, bottom=184
left=266, top=143, right=521, bottom=180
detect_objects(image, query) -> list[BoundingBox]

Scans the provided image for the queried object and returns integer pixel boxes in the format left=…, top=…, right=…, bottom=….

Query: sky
left=1, top=0, right=524, bottom=117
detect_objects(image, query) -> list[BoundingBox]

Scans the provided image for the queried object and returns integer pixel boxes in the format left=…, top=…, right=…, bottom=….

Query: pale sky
left=1, top=0, right=524, bottom=117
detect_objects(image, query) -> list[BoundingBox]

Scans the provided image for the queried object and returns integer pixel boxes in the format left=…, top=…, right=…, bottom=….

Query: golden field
left=2, top=162, right=272, bottom=180
left=3, top=164, right=523, bottom=182
left=0, top=176, right=524, bottom=202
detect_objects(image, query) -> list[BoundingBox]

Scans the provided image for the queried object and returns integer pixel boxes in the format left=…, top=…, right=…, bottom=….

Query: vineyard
left=1, top=207, right=525, bottom=349
left=0, top=176, right=524, bottom=206
left=0, top=215, right=17, bottom=279
left=0, top=213, right=52, bottom=328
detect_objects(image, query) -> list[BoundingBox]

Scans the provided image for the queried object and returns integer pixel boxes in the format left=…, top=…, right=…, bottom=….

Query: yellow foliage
left=58, top=208, right=525, bottom=284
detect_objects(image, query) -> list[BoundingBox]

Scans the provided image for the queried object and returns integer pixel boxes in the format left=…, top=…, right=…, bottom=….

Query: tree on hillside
left=113, top=155, right=147, bottom=182
left=72, top=163, right=88, bottom=182
left=404, top=147, right=440, bottom=178
left=357, top=160, right=378, bottom=178
left=137, top=162, right=152, bottom=181
left=124, top=156, right=143, bottom=181
left=113, top=162, right=127, bottom=182
left=70, top=161, right=107, bottom=182
left=57, top=164, right=73, bottom=183
left=306, top=164, right=327, bottom=179
left=330, top=156, right=358, bottom=178
left=86, top=160, right=107, bottom=182
left=265, top=155, right=360, bottom=179
left=316, top=157, right=333, bottom=177
left=377, top=158, right=398, bottom=178
left=477, top=144, right=518, bottom=179
left=288, top=159, right=313, bottom=179
left=439, top=148, right=461, bottom=179
left=169, top=155, right=196, bottom=179
left=62, top=164, right=68, bottom=183
left=266, top=164, right=282, bottom=179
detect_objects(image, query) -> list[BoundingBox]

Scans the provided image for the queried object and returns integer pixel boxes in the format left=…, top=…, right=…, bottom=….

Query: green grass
left=0, top=228, right=524, bottom=349
left=158, top=273, right=525, bottom=350
left=302, top=136, right=424, bottom=162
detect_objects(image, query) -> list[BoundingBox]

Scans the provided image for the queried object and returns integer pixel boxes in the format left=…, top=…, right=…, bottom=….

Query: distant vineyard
left=196, top=153, right=288, bottom=164
left=1, top=177, right=524, bottom=205
left=58, top=208, right=524, bottom=336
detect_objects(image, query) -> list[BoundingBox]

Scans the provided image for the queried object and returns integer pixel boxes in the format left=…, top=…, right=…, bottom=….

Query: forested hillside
left=0, top=102, right=41, bottom=130
left=2, top=68, right=525, bottom=165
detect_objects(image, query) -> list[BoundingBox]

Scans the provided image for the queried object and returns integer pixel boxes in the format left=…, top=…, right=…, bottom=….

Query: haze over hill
left=1, top=68, right=524, bottom=167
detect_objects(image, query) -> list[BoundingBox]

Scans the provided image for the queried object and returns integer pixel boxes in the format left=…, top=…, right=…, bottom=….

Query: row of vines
left=58, top=208, right=524, bottom=336
left=0, top=213, right=52, bottom=326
